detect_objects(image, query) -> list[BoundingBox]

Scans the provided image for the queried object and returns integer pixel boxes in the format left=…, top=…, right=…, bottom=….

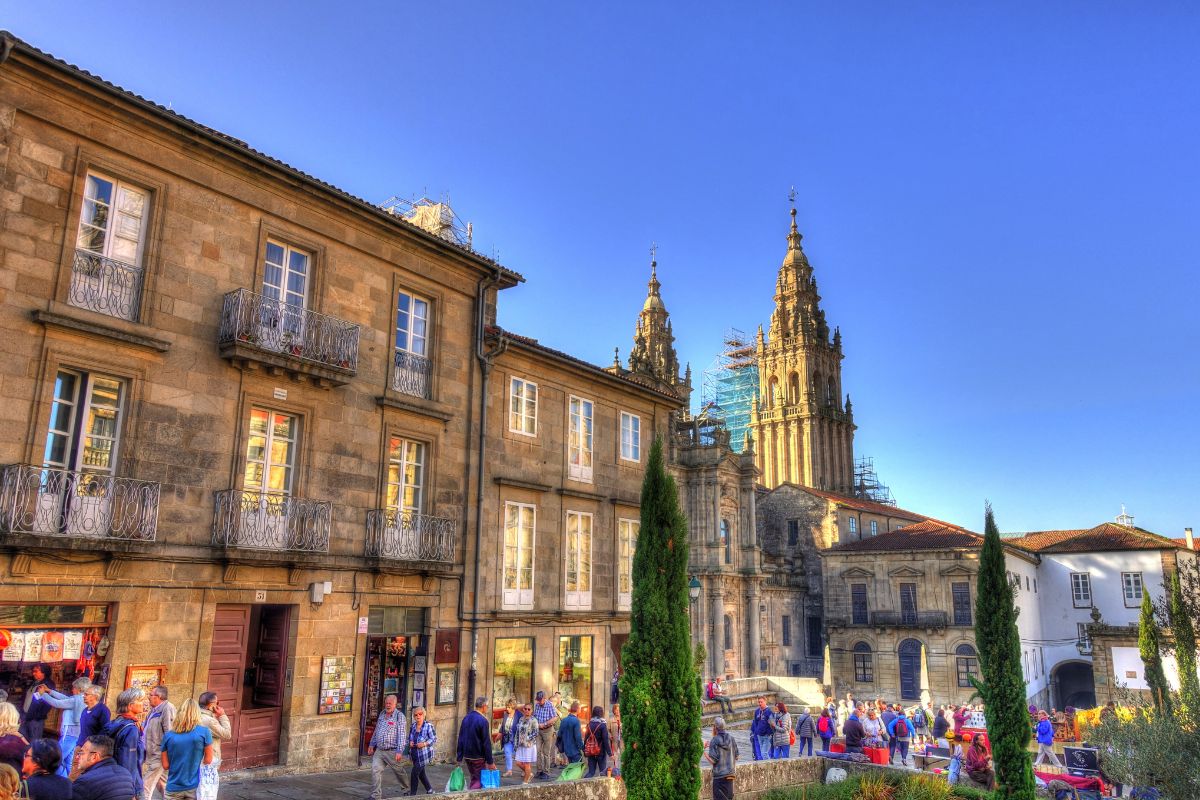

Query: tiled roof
left=0, top=31, right=524, bottom=286
left=829, top=519, right=983, bottom=552
left=1173, top=537, right=1196, bottom=551
left=778, top=485, right=929, bottom=522
left=488, top=326, right=685, bottom=403
left=1004, top=523, right=1184, bottom=554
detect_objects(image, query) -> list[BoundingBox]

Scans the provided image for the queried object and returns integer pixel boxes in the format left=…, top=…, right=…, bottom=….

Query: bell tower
left=749, top=201, right=855, bottom=492
left=626, top=248, right=692, bottom=405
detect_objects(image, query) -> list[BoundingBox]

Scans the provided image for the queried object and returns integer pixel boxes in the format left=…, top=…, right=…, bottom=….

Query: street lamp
left=688, top=576, right=702, bottom=601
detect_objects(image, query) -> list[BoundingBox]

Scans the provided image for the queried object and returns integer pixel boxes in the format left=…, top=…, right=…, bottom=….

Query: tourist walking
left=196, top=692, right=230, bottom=800
left=406, top=706, right=436, bottom=796
left=0, top=705, right=27, bottom=776
left=35, top=677, right=88, bottom=778
left=496, top=699, right=518, bottom=777
left=816, top=708, right=834, bottom=752
left=558, top=702, right=583, bottom=765
left=582, top=707, right=611, bottom=778
left=1034, top=711, right=1063, bottom=767
left=103, top=688, right=147, bottom=797
left=454, top=696, right=494, bottom=789
left=72, top=735, right=138, bottom=800
left=887, top=709, right=915, bottom=765
left=770, top=702, right=791, bottom=759
left=610, top=669, right=620, bottom=706
left=910, top=703, right=929, bottom=744
left=531, top=691, right=557, bottom=780
left=142, top=686, right=176, bottom=800
left=793, top=707, right=817, bottom=757
left=607, top=705, right=621, bottom=777
left=705, top=717, right=738, bottom=800
left=513, top=703, right=539, bottom=784
left=160, top=699, right=214, bottom=800
left=366, top=694, right=410, bottom=798
left=20, top=739, right=72, bottom=800
left=750, top=697, right=773, bottom=761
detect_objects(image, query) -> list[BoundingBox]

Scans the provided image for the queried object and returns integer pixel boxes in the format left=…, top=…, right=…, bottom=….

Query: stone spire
left=768, top=204, right=825, bottom=345
left=627, top=249, right=690, bottom=404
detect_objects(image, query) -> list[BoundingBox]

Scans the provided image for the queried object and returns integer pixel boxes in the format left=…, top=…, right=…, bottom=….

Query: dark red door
left=208, top=605, right=250, bottom=770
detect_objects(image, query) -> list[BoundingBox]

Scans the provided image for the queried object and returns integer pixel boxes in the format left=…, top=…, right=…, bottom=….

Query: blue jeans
left=755, top=735, right=772, bottom=761
left=771, top=745, right=790, bottom=759
left=893, top=739, right=909, bottom=763
left=820, top=736, right=832, bottom=752
left=503, top=741, right=514, bottom=772
left=798, top=736, right=813, bottom=756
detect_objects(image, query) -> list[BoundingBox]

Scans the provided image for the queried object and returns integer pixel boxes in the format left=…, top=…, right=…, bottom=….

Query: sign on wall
left=319, top=655, right=354, bottom=714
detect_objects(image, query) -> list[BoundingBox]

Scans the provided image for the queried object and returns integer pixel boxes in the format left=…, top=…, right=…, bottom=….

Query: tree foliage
left=1087, top=704, right=1200, bottom=799
left=620, top=437, right=702, bottom=800
left=1139, top=591, right=1174, bottom=717
left=1167, top=572, right=1200, bottom=725
left=971, top=504, right=1035, bottom=800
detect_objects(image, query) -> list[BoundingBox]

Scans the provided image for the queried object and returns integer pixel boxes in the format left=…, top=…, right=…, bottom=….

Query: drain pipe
left=465, top=268, right=507, bottom=710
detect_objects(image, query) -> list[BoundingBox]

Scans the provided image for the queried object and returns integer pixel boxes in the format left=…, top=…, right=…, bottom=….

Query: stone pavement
left=219, top=726, right=758, bottom=799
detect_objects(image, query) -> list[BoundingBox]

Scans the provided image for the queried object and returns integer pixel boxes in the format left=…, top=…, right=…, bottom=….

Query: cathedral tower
left=625, top=253, right=692, bottom=405
left=750, top=205, right=855, bottom=492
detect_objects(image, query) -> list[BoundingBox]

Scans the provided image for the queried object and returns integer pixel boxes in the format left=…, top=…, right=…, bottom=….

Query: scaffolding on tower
left=700, top=328, right=759, bottom=453
left=853, top=457, right=896, bottom=506
left=381, top=194, right=473, bottom=249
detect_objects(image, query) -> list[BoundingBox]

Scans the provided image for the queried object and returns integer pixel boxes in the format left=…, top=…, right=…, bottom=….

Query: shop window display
left=557, top=635, right=591, bottom=713
left=491, top=637, right=534, bottom=711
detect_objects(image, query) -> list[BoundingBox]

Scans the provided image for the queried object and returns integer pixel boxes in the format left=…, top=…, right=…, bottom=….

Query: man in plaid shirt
left=367, top=694, right=409, bottom=798
left=532, top=690, right=558, bottom=779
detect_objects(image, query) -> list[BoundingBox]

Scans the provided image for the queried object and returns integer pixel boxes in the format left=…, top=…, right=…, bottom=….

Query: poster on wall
left=125, top=665, right=165, bottom=690
left=434, top=629, right=459, bottom=664
left=319, top=655, right=354, bottom=714
left=436, top=667, right=457, bottom=705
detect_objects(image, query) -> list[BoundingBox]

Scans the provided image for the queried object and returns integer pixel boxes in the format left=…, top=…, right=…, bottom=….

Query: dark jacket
left=23, top=771, right=74, bottom=800
left=558, top=713, right=583, bottom=761
left=102, top=716, right=144, bottom=795
left=79, top=703, right=112, bottom=742
left=750, top=706, right=773, bottom=737
left=842, top=716, right=866, bottom=749
left=584, top=718, right=611, bottom=758
left=456, top=710, right=494, bottom=764
left=932, top=713, right=951, bottom=739
left=794, top=712, right=818, bottom=739
left=25, top=678, right=56, bottom=722
left=71, top=757, right=137, bottom=800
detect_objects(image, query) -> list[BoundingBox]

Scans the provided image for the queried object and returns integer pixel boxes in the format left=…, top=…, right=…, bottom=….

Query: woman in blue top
left=161, top=699, right=213, bottom=797
left=406, top=705, right=437, bottom=796
left=36, top=677, right=89, bottom=777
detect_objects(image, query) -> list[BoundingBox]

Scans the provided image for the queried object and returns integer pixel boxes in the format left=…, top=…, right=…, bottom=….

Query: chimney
left=1186, top=527, right=1195, bottom=551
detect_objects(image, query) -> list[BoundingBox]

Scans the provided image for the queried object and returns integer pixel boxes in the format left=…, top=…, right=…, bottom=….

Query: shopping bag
left=445, top=766, right=466, bottom=792
left=558, top=760, right=585, bottom=781
left=480, top=768, right=501, bottom=789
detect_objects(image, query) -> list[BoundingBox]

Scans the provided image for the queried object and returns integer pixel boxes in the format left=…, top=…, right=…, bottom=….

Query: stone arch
left=788, top=371, right=800, bottom=405
left=767, top=375, right=780, bottom=408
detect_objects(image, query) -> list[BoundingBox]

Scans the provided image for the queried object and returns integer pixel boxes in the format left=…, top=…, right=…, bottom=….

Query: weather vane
left=788, top=185, right=796, bottom=206
left=650, top=241, right=658, bottom=263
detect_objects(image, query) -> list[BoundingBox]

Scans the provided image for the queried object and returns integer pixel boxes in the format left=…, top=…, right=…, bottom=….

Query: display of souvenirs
left=319, top=655, right=354, bottom=715
left=22, top=631, right=44, bottom=662
left=62, top=631, right=83, bottom=661
left=2, top=631, right=25, bottom=662
left=41, top=631, right=64, bottom=663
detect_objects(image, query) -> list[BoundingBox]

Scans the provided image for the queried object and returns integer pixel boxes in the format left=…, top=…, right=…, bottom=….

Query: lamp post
left=688, top=576, right=702, bottom=666
left=688, top=576, right=702, bottom=602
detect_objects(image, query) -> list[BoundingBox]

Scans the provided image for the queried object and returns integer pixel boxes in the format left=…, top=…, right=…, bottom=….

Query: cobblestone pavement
left=219, top=727, right=759, bottom=799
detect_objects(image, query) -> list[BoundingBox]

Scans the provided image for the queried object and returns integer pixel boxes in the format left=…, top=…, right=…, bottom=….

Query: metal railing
left=869, top=610, right=949, bottom=628
left=0, top=464, right=159, bottom=540
left=366, top=509, right=457, bottom=564
left=391, top=350, right=432, bottom=398
left=212, top=490, right=331, bottom=552
left=219, top=289, right=360, bottom=372
left=68, top=249, right=144, bottom=321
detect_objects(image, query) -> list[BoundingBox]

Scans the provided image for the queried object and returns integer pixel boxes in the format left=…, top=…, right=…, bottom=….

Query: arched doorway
left=1052, top=661, right=1096, bottom=709
left=898, top=638, right=922, bottom=700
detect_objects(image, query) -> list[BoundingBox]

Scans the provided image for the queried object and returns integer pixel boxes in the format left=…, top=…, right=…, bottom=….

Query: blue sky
left=7, top=2, right=1198, bottom=535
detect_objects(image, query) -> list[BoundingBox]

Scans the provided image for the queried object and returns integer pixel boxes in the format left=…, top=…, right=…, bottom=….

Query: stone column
left=710, top=583, right=725, bottom=677
left=746, top=582, right=761, bottom=676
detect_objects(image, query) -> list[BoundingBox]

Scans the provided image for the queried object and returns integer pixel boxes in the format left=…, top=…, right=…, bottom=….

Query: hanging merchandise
left=2, top=630, right=25, bottom=662
left=62, top=631, right=83, bottom=661
left=76, top=631, right=97, bottom=679
left=0, top=630, right=10, bottom=650
left=23, top=630, right=44, bottom=662
left=41, top=631, right=64, bottom=663
left=96, top=635, right=110, bottom=658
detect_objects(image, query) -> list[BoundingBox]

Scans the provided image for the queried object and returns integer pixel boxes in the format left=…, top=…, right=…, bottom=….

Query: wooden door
left=252, top=606, right=290, bottom=707
left=208, top=605, right=251, bottom=770
left=898, top=639, right=921, bottom=701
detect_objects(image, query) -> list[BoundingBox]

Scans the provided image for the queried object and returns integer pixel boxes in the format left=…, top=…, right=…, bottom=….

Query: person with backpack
left=750, top=697, right=773, bottom=761
left=910, top=703, right=929, bottom=745
left=582, top=706, right=611, bottom=778
left=816, top=708, right=834, bottom=752
left=793, top=707, right=817, bottom=757
left=887, top=709, right=915, bottom=766
left=769, top=702, right=791, bottom=759
left=706, top=678, right=734, bottom=715
left=102, top=688, right=146, bottom=798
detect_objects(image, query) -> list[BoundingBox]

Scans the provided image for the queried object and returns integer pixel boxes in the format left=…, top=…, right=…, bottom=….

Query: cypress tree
left=1167, top=572, right=1200, bottom=724
left=972, top=504, right=1035, bottom=800
left=1140, top=590, right=1174, bottom=716
left=620, top=437, right=702, bottom=800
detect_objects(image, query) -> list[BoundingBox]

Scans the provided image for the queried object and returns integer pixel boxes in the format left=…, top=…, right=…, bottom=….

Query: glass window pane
left=266, top=242, right=285, bottom=265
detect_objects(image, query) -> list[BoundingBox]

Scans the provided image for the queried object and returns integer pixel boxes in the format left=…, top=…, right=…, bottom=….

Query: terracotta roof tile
left=777, top=485, right=929, bottom=521
left=1004, top=523, right=1183, bottom=553
left=829, top=519, right=983, bottom=552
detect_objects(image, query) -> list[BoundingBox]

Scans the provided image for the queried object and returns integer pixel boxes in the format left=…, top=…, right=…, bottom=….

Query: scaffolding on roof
left=700, top=328, right=759, bottom=453
left=853, top=457, right=896, bottom=506
left=381, top=194, right=473, bottom=249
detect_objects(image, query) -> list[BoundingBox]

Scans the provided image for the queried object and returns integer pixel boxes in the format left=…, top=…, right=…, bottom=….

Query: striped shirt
left=532, top=700, right=557, bottom=726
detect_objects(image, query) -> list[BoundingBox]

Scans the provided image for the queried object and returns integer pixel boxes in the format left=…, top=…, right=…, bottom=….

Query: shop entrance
left=359, top=607, right=426, bottom=757
left=208, top=604, right=293, bottom=771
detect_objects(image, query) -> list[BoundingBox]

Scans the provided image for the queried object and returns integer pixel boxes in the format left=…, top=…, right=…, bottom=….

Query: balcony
left=218, top=289, right=360, bottom=387
left=391, top=350, right=432, bottom=399
left=365, top=509, right=458, bottom=565
left=0, top=464, right=159, bottom=541
left=870, top=610, right=948, bottom=629
left=68, top=249, right=144, bottom=322
left=212, top=490, right=331, bottom=553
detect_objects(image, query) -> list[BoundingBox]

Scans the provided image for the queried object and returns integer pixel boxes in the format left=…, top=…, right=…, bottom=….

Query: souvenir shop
left=358, top=606, right=427, bottom=757
left=0, top=603, right=113, bottom=727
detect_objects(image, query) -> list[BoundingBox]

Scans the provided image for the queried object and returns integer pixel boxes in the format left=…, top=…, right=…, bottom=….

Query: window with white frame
left=502, top=502, right=536, bottom=609
left=848, top=516, right=858, bottom=536
left=244, top=408, right=298, bottom=497
left=393, top=289, right=432, bottom=398
left=509, top=377, right=537, bottom=436
left=565, top=511, right=593, bottom=609
left=568, top=396, right=593, bottom=482
left=1071, top=572, right=1092, bottom=608
left=72, top=172, right=150, bottom=320
left=870, top=520, right=878, bottom=536
left=1077, top=622, right=1092, bottom=653
left=385, top=436, right=425, bottom=513
left=618, top=518, right=639, bottom=610
left=1122, top=572, right=1144, bottom=607
left=620, top=412, right=640, bottom=462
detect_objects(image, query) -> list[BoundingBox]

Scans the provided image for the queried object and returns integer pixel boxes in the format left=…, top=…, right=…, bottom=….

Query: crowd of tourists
left=0, top=668, right=229, bottom=799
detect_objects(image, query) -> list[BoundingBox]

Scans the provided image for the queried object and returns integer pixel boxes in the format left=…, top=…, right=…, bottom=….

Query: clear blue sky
left=8, top=2, right=1198, bottom=535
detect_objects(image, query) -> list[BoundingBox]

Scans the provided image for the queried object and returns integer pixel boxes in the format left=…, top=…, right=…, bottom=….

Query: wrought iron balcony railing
left=68, top=249, right=144, bottom=321
left=0, top=464, right=159, bottom=541
left=219, top=288, right=360, bottom=373
left=869, top=610, right=949, bottom=628
left=391, top=350, right=432, bottom=398
left=366, top=509, right=457, bottom=564
left=212, top=489, right=331, bottom=553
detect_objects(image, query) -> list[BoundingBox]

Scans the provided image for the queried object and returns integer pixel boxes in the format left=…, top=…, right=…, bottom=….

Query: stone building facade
left=749, top=207, right=855, bottom=493
left=0, top=33, right=521, bottom=771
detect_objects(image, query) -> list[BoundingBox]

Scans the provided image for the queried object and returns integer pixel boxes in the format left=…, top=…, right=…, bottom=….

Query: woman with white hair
left=36, top=676, right=90, bottom=776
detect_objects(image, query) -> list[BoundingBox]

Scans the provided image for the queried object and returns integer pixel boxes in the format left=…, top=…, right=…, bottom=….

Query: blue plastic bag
left=481, top=768, right=501, bottom=789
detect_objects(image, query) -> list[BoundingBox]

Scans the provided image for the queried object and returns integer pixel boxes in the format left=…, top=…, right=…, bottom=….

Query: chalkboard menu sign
left=319, top=655, right=354, bottom=714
